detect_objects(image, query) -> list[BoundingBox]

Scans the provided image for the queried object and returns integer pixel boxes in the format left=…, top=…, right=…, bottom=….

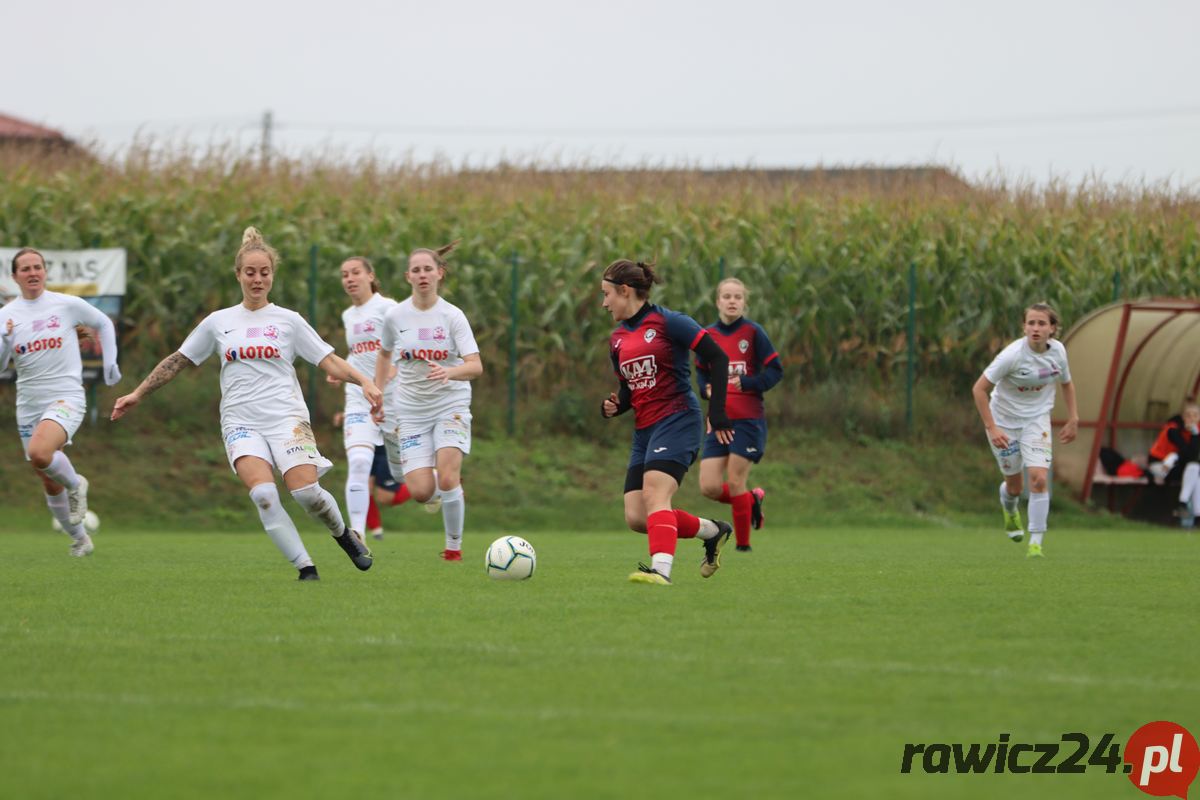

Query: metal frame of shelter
left=1051, top=298, right=1200, bottom=506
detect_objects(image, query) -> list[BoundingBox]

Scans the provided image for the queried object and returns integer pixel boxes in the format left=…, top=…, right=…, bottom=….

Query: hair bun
left=242, top=226, right=264, bottom=247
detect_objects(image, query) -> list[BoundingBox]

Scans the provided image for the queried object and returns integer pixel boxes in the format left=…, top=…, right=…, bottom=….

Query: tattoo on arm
left=140, top=351, right=191, bottom=396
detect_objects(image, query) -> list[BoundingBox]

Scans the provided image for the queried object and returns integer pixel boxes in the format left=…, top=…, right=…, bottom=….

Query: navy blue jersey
left=609, top=304, right=705, bottom=429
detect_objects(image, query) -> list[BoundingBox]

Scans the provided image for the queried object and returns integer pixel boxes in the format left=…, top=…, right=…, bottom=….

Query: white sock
left=999, top=482, right=1019, bottom=513
left=1030, top=532, right=1044, bottom=546
left=440, top=485, right=464, bottom=551
left=42, top=451, right=80, bottom=490
left=1180, top=463, right=1199, bottom=505
left=1027, top=491, right=1050, bottom=538
left=651, top=553, right=674, bottom=578
left=696, top=517, right=719, bottom=540
left=291, top=482, right=348, bottom=537
left=249, top=483, right=313, bottom=568
left=345, top=447, right=373, bottom=535
left=45, top=491, right=86, bottom=541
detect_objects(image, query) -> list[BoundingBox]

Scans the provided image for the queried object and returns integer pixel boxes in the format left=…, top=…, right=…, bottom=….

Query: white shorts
left=16, top=395, right=86, bottom=459
left=223, top=418, right=333, bottom=477
left=987, top=415, right=1052, bottom=476
left=342, top=398, right=384, bottom=450
left=383, top=409, right=472, bottom=476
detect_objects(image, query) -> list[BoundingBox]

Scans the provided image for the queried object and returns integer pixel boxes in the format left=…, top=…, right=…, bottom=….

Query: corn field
left=2, top=146, right=1198, bottom=425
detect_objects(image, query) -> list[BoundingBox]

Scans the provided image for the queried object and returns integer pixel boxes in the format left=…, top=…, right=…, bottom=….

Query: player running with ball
left=111, top=228, right=382, bottom=580
left=0, top=248, right=121, bottom=556
left=600, top=258, right=734, bottom=585
left=971, top=303, right=1078, bottom=558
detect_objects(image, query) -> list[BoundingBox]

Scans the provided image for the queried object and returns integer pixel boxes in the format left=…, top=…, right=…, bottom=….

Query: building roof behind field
left=0, top=113, right=68, bottom=141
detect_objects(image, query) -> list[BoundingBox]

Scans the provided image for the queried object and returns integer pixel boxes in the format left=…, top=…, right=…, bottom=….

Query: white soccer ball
left=485, top=536, right=536, bottom=580
left=50, top=510, right=100, bottom=534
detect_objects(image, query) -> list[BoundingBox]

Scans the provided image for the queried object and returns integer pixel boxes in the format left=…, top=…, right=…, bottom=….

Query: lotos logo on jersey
left=399, top=348, right=449, bottom=361
left=351, top=340, right=382, bottom=354
left=224, top=345, right=282, bottom=361
left=620, top=355, right=658, bottom=390
left=14, top=337, right=64, bottom=354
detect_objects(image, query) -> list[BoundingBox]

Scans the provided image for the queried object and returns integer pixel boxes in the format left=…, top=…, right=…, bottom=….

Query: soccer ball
left=50, top=510, right=100, bottom=534
left=485, top=536, right=536, bottom=580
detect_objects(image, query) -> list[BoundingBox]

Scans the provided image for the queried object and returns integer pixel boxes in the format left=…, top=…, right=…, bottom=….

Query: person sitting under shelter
left=1147, top=400, right=1200, bottom=527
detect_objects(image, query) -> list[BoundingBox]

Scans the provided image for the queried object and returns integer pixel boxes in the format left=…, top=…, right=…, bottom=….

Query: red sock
left=673, top=509, right=702, bottom=539
left=366, top=497, right=382, bottom=531
left=391, top=484, right=411, bottom=506
left=731, top=492, right=753, bottom=547
left=646, top=509, right=678, bottom=556
left=718, top=482, right=732, bottom=504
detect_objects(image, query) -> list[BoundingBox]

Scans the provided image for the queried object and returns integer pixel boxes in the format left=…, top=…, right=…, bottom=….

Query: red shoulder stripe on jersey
left=763, top=352, right=779, bottom=364
left=689, top=330, right=706, bottom=350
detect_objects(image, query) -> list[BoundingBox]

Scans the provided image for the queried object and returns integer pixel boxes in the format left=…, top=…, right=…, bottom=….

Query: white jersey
left=0, top=290, right=115, bottom=403
left=380, top=296, right=479, bottom=419
left=340, top=293, right=398, bottom=407
left=178, top=303, right=334, bottom=429
left=983, top=337, right=1072, bottom=427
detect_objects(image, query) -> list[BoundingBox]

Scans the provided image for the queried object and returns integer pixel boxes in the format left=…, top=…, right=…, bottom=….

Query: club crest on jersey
left=418, top=326, right=447, bottom=341
left=738, top=339, right=750, bottom=353
left=46, top=315, right=60, bottom=329
left=263, top=325, right=279, bottom=340
left=352, top=321, right=376, bottom=335
left=643, top=329, right=657, bottom=342
left=620, top=355, right=658, bottom=390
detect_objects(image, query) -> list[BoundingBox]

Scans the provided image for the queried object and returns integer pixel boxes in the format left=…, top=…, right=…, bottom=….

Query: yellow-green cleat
left=628, top=563, right=671, bottom=585
left=1004, top=509, right=1024, bottom=542
left=1026, top=542, right=1044, bottom=558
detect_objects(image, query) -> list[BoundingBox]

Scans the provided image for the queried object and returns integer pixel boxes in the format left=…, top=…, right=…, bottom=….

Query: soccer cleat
left=369, top=527, right=384, bottom=541
left=1026, top=542, right=1044, bottom=558
left=334, top=528, right=373, bottom=571
left=700, top=520, right=733, bottom=578
left=1004, top=508, right=1024, bottom=542
left=297, top=565, right=320, bottom=581
left=67, top=475, right=89, bottom=526
left=440, top=549, right=462, bottom=561
left=750, top=487, right=766, bottom=530
left=69, top=534, right=93, bottom=557
left=628, top=562, right=671, bottom=585
left=736, top=544, right=752, bottom=553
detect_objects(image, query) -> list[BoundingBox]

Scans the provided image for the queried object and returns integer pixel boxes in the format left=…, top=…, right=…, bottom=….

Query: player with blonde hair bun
left=111, top=227, right=383, bottom=580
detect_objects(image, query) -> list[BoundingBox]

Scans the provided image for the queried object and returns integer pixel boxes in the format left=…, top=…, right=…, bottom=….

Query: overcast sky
left=7, top=0, right=1198, bottom=186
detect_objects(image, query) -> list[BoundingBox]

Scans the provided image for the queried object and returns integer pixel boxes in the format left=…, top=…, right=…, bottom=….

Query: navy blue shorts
left=371, top=444, right=401, bottom=492
left=624, top=409, right=702, bottom=492
left=702, top=417, right=767, bottom=463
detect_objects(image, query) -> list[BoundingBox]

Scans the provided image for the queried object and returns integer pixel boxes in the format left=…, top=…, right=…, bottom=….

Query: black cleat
left=298, top=565, right=320, bottom=581
left=750, top=487, right=766, bottom=530
left=1175, top=502, right=1192, bottom=519
left=700, top=520, right=733, bottom=578
left=334, top=528, right=373, bottom=571
left=736, top=544, right=752, bottom=552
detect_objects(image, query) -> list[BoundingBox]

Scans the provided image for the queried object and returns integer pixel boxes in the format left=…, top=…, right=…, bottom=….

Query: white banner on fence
left=0, top=247, right=127, bottom=300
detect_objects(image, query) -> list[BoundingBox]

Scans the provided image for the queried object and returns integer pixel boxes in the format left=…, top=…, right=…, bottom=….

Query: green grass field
left=2, top=522, right=1197, bottom=800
